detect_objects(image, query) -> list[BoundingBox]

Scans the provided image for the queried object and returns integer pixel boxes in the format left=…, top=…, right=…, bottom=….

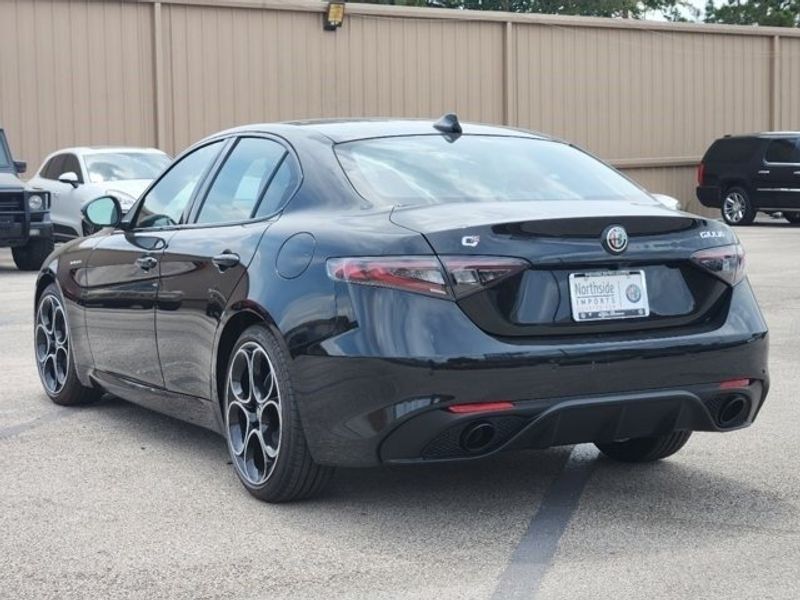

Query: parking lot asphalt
left=1, top=223, right=799, bottom=600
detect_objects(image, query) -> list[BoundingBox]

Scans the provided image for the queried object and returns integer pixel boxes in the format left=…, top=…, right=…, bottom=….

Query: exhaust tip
left=461, top=421, right=497, bottom=453
left=717, top=394, right=749, bottom=428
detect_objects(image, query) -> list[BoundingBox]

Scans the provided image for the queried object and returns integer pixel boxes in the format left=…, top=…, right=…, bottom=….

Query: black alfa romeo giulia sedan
left=33, top=116, right=769, bottom=502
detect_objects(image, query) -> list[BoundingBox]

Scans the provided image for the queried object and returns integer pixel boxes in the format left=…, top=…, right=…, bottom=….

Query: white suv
left=29, top=147, right=170, bottom=240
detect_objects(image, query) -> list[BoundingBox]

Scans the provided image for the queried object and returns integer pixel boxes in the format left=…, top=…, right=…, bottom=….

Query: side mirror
left=58, top=171, right=80, bottom=188
left=82, top=195, right=122, bottom=230
left=652, top=193, right=682, bottom=211
left=13, top=160, right=27, bottom=174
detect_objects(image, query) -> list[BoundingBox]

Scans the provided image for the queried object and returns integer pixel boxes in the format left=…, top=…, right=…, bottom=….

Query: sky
left=647, top=0, right=722, bottom=21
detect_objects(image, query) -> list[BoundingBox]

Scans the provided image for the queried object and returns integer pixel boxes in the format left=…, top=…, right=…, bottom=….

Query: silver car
left=28, top=147, right=171, bottom=240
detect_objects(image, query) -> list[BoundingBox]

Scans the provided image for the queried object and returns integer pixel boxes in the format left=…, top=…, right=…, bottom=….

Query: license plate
left=569, top=270, right=649, bottom=322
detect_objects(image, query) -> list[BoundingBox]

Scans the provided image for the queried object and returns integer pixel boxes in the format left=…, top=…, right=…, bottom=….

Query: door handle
left=758, top=170, right=770, bottom=175
left=135, top=256, right=158, bottom=271
left=794, top=171, right=800, bottom=176
left=212, top=252, right=240, bottom=272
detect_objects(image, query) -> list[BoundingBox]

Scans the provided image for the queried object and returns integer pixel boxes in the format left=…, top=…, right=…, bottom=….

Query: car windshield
left=335, top=135, right=648, bottom=206
left=84, top=152, right=171, bottom=183
left=0, top=133, right=11, bottom=169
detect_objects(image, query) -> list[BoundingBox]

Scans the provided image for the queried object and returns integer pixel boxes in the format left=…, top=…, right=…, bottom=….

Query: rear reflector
left=719, top=378, right=750, bottom=390
left=697, top=162, right=705, bottom=185
left=447, top=401, right=514, bottom=414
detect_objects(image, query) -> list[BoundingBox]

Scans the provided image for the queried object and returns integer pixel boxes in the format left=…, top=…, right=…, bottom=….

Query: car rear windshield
left=334, top=135, right=648, bottom=206
left=84, top=152, right=171, bottom=183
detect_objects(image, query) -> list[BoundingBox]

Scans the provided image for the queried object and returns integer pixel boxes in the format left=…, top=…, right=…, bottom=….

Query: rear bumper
left=292, top=281, right=769, bottom=467
left=381, top=380, right=766, bottom=464
left=697, top=185, right=721, bottom=208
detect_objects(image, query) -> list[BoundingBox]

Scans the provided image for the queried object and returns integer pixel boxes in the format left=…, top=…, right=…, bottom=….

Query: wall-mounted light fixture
left=324, top=1, right=346, bottom=31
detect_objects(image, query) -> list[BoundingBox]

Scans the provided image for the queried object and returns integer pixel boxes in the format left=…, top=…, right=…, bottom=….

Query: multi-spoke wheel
left=34, top=284, right=102, bottom=405
left=223, top=325, right=333, bottom=502
left=36, top=294, right=70, bottom=395
left=721, top=186, right=755, bottom=226
left=226, top=342, right=282, bottom=486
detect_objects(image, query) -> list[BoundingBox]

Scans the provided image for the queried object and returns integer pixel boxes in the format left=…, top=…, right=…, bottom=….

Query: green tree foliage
left=704, top=1, right=800, bottom=27
left=363, top=0, right=697, bottom=20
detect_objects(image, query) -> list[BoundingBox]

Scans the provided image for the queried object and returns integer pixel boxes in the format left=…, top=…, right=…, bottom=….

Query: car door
left=157, top=135, right=301, bottom=399
left=755, top=137, right=800, bottom=210
left=84, top=140, right=225, bottom=387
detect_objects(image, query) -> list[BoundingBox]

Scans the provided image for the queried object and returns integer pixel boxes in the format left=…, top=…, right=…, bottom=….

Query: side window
left=42, top=155, right=65, bottom=180
left=135, top=141, right=223, bottom=229
left=255, top=154, right=301, bottom=218
left=765, top=138, right=800, bottom=164
left=196, top=138, right=286, bottom=225
left=61, top=154, right=84, bottom=183
left=708, top=139, right=757, bottom=163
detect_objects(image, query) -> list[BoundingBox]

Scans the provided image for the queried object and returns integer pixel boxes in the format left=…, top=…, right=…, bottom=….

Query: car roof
left=218, top=118, right=553, bottom=144
left=720, top=132, right=800, bottom=140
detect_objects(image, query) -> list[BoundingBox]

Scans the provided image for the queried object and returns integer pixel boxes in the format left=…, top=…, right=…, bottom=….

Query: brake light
left=327, top=255, right=529, bottom=299
left=326, top=257, right=448, bottom=297
left=691, top=243, right=745, bottom=286
left=697, top=162, right=705, bottom=185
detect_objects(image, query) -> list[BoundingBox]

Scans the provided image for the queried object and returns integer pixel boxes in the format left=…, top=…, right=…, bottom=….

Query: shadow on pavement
left=84, top=395, right=792, bottom=537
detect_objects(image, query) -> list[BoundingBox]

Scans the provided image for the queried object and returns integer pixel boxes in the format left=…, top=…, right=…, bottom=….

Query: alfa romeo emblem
left=602, top=225, right=628, bottom=255
left=626, top=283, right=642, bottom=303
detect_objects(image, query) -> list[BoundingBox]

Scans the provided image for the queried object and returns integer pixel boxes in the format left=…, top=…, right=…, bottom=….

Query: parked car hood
left=0, top=172, right=25, bottom=190
left=101, top=179, right=152, bottom=200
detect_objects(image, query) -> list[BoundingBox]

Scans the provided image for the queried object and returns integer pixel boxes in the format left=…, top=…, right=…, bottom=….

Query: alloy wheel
left=35, top=295, right=70, bottom=395
left=723, top=192, right=746, bottom=224
left=225, top=342, right=282, bottom=486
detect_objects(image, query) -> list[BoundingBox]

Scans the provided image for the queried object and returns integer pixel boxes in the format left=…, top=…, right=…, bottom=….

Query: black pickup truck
left=0, top=129, right=53, bottom=270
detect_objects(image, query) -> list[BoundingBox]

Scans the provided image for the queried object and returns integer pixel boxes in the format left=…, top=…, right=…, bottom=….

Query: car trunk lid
left=390, top=200, right=734, bottom=337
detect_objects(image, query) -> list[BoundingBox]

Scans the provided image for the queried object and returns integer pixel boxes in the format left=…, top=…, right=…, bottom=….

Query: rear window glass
left=334, top=135, right=647, bottom=207
left=764, top=138, right=800, bottom=163
left=706, top=138, right=758, bottom=163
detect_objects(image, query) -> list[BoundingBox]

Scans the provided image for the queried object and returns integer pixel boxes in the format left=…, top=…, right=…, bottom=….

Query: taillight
left=327, top=255, right=529, bottom=299
left=438, top=255, right=529, bottom=299
left=697, top=162, right=705, bottom=185
left=691, top=243, right=745, bottom=286
left=326, top=257, right=448, bottom=297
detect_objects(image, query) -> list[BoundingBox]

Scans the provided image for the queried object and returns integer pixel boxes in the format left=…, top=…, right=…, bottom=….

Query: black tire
left=721, top=186, right=756, bottom=226
left=223, top=324, right=333, bottom=502
left=12, top=237, right=54, bottom=271
left=785, top=212, right=800, bottom=224
left=35, top=284, right=103, bottom=406
left=595, top=431, right=692, bottom=463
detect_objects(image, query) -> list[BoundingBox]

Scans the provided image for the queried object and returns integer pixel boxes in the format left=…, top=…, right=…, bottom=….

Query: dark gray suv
left=0, top=129, right=53, bottom=270
left=697, top=132, right=800, bottom=226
